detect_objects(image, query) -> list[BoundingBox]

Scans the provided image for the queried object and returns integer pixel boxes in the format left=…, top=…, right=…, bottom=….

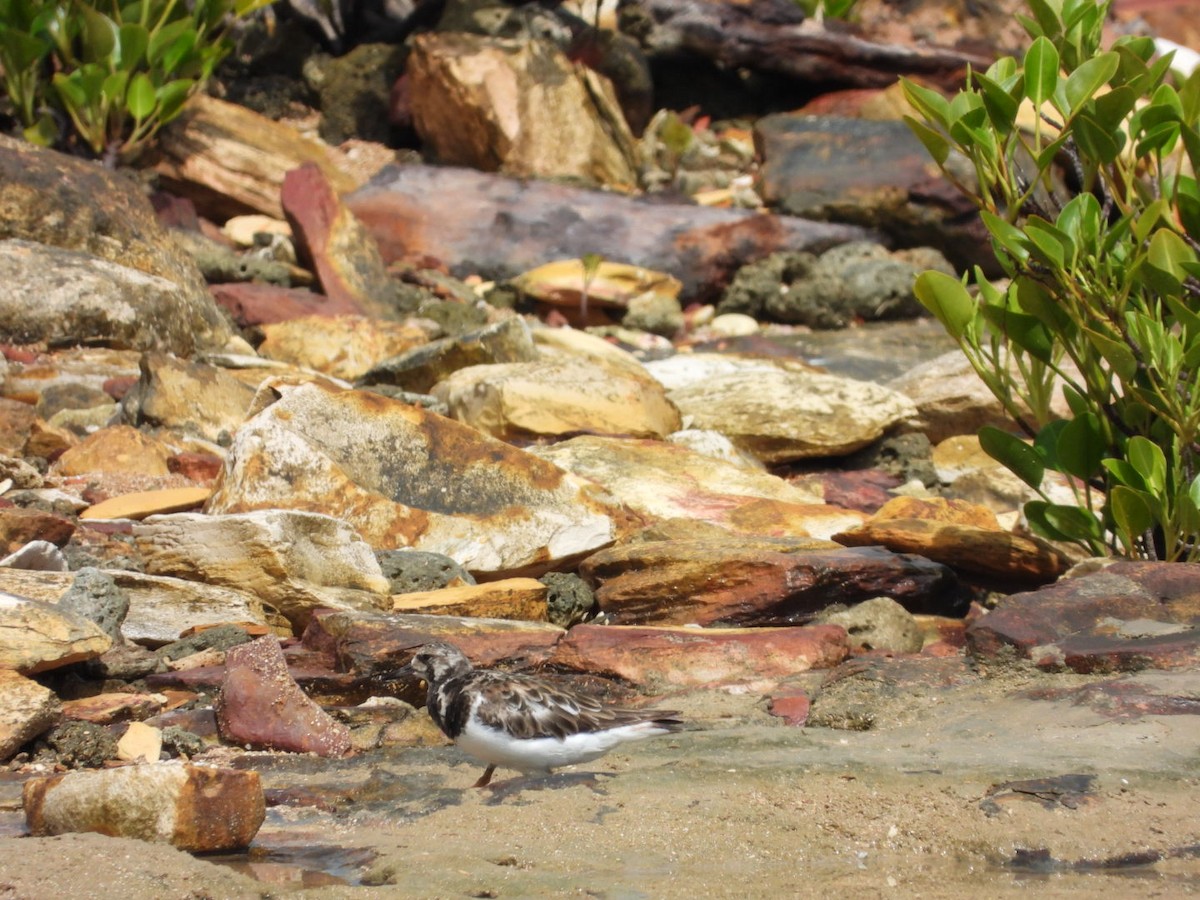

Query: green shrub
left=902, top=0, right=1200, bottom=561
left=0, top=0, right=271, bottom=164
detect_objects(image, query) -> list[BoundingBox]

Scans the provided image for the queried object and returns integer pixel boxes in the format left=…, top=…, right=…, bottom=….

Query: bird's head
left=406, top=641, right=473, bottom=684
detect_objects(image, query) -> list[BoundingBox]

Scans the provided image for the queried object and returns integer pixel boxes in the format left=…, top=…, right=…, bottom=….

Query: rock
left=376, top=550, right=475, bottom=593
left=281, top=163, right=410, bottom=320
left=80, top=487, right=213, bottom=522
left=718, top=243, right=949, bottom=326
left=358, top=315, right=537, bottom=395
left=346, top=163, right=873, bottom=303
left=115, top=722, right=163, bottom=763
left=0, top=593, right=111, bottom=673
left=834, top=497, right=1071, bottom=582
left=0, top=669, right=60, bottom=761
left=52, top=426, right=171, bottom=478
left=132, top=352, right=259, bottom=444
left=890, top=350, right=1022, bottom=444
left=808, top=653, right=978, bottom=730
left=2, top=347, right=141, bottom=409
left=154, top=93, right=364, bottom=220
left=407, top=32, right=636, bottom=185
left=967, top=561, right=1200, bottom=673
left=754, top=116, right=989, bottom=271
left=309, top=42, right=409, bottom=145
left=0, top=240, right=235, bottom=355
left=580, top=540, right=961, bottom=626
left=623, top=290, right=685, bottom=336
left=813, top=597, right=924, bottom=654
left=0, top=136, right=232, bottom=352
left=57, top=568, right=129, bottom=641
left=0, top=540, right=68, bottom=572
left=513, top=259, right=683, bottom=327
left=23, top=763, right=265, bottom=851
left=0, top=397, right=37, bottom=455
left=767, top=690, right=812, bottom=726
left=258, top=315, right=437, bottom=381
left=0, top=507, right=75, bottom=554
left=530, top=325, right=657, bottom=378
left=157, top=624, right=254, bottom=663
left=61, top=693, right=163, bottom=725
left=666, top=368, right=917, bottom=463
left=206, top=380, right=627, bottom=576
left=133, top=510, right=391, bottom=629
left=211, top=281, right=372, bottom=327
left=540, top=571, right=595, bottom=627
left=550, top=623, right=850, bottom=688
left=216, top=636, right=352, bottom=756
left=303, top=609, right=564, bottom=678
left=0, top=568, right=288, bottom=646
left=40, top=720, right=118, bottom=767
left=431, top=357, right=681, bottom=441
left=530, top=435, right=842, bottom=539
left=392, top=578, right=548, bottom=621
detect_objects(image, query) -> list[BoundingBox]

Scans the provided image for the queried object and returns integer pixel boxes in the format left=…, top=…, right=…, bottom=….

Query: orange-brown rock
left=0, top=669, right=60, bottom=761
left=407, top=32, right=637, bottom=185
left=60, top=692, right=164, bottom=725
left=392, top=578, right=548, bottom=622
left=550, top=624, right=850, bottom=687
left=0, top=594, right=111, bottom=674
left=0, top=507, right=74, bottom=553
left=580, top=540, right=961, bottom=626
left=155, top=94, right=362, bottom=220
left=24, top=763, right=264, bottom=851
left=834, top=497, right=1070, bottom=582
left=258, top=314, right=436, bottom=381
left=52, top=425, right=171, bottom=477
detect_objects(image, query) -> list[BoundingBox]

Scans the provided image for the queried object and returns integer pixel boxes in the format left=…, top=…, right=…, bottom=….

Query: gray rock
left=814, top=597, right=924, bottom=654
left=40, top=721, right=118, bottom=769
left=156, top=624, right=254, bottom=662
left=376, top=550, right=476, bottom=594
left=540, top=572, right=595, bottom=627
left=58, top=568, right=129, bottom=642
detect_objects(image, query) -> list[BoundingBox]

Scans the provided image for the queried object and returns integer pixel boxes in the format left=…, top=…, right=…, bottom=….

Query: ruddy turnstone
left=404, top=641, right=683, bottom=787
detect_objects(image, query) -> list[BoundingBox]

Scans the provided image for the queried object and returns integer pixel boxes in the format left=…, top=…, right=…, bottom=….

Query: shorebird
left=404, top=641, right=683, bottom=787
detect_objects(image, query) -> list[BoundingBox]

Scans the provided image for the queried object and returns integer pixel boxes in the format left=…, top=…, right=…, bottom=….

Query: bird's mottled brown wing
left=470, top=671, right=681, bottom=740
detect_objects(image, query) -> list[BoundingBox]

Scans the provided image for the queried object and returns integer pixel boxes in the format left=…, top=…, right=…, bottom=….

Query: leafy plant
left=903, top=0, right=1200, bottom=561
left=0, top=0, right=271, bottom=164
left=795, top=0, right=860, bottom=22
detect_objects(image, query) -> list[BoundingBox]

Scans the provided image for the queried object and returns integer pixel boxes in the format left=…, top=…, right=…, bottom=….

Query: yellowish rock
left=52, top=426, right=171, bottom=477
left=116, top=722, right=163, bottom=763
left=81, top=487, right=212, bottom=521
left=392, top=578, right=548, bottom=621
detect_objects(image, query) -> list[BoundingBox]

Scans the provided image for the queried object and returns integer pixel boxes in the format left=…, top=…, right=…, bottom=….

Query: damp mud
left=1, top=663, right=1198, bottom=897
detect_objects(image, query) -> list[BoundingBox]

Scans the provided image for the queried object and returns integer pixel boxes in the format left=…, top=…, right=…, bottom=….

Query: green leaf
left=1026, top=500, right=1104, bottom=544
left=903, top=116, right=950, bottom=166
left=76, top=3, right=118, bottom=64
left=154, top=78, right=194, bottom=122
left=1145, top=228, right=1197, bottom=289
left=1109, top=486, right=1154, bottom=551
left=979, top=305, right=1055, bottom=363
left=1055, top=412, right=1104, bottom=479
left=901, top=79, right=951, bottom=128
left=1082, top=327, right=1138, bottom=381
left=126, top=71, right=156, bottom=118
left=1025, top=218, right=1072, bottom=269
left=1073, top=112, right=1125, bottom=163
left=1014, top=276, right=1071, bottom=334
left=147, top=18, right=192, bottom=64
left=1034, top=418, right=1069, bottom=471
left=913, top=271, right=976, bottom=341
left=980, top=210, right=1032, bottom=264
left=116, top=22, right=148, bottom=69
left=1062, top=51, right=1119, bottom=116
left=1127, top=436, right=1166, bottom=494
left=1024, top=35, right=1059, bottom=107
left=975, top=70, right=1020, bottom=135
left=980, top=425, right=1045, bottom=490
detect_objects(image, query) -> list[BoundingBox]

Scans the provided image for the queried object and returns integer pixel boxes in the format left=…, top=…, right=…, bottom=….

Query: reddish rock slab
left=281, top=163, right=399, bottom=321
left=302, top=608, right=563, bottom=677
left=0, top=507, right=74, bottom=553
left=967, top=561, right=1200, bottom=674
left=550, top=624, right=849, bottom=687
left=581, top=541, right=962, bottom=626
left=210, top=282, right=368, bottom=327
left=61, top=692, right=163, bottom=725
left=767, top=690, right=812, bottom=726
left=24, top=763, right=264, bottom=851
left=345, top=164, right=873, bottom=303
left=215, top=636, right=352, bottom=756
left=1020, top=670, right=1200, bottom=720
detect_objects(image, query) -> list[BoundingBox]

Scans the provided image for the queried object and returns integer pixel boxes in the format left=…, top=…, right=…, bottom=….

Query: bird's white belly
left=456, top=720, right=665, bottom=774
